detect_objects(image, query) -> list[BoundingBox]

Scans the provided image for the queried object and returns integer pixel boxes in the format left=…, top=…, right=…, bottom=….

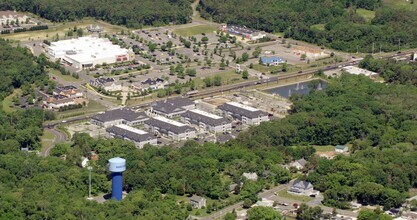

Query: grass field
left=383, top=0, right=417, bottom=10
left=194, top=70, right=254, bottom=88
left=278, top=189, right=314, bottom=203
left=2, top=89, right=21, bottom=113
left=49, top=69, right=81, bottom=82
left=57, top=100, right=106, bottom=119
left=40, top=129, right=56, bottom=151
left=313, top=145, right=335, bottom=152
left=311, top=24, right=326, bottom=31
left=356, top=9, right=376, bottom=22
left=2, top=18, right=125, bottom=42
left=174, top=25, right=218, bottom=36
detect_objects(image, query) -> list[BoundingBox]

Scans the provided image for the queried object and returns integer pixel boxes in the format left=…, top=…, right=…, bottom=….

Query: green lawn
left=278, top=189, right=314, bottom=203
left=174, top=25, right=218, bottom=37
left=49, top=69, right=81, bottom=82
left=57, top=100, right=106, bottom=119
left=313, top=145, right=335, bottom=152
left=311, top=24, right=325, bottom=31
left=383, top=0, right=417, bottom=10
left=194, top=70, right=254, bottom=88
left=41, top=129, right=56, bottom=151
left=2, top=89, right=21, bottom=113
left=356, top=9, right=376, bottom=22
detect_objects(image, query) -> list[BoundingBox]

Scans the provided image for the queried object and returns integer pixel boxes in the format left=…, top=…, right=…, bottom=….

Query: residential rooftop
left=151, top=97, right=195, bottom=114
left=106, top=125, right=155, bottom=143
left=92, top=108, right=148, bottom=123
left=182, top=109, right=230, bottom=126
left=218, top=102, right=269, bottom=119
left=145, top=116, right=196, bottom=134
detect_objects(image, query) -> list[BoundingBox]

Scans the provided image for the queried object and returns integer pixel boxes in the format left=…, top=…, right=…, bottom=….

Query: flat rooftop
left=190, top=109, right=222, bottom=119
left=227, top=102, right=258, bottom=112
left=342, top=66, right=378, bottom=77
left=115, top=124, right=148, bottom=135
left=153, top=115, right=186, bottom=127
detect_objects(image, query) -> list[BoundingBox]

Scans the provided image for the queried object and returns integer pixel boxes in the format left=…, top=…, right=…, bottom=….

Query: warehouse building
left=150, top=97, right=196, bottom=118
left=218, top=102, right=269, bottom=125
left=47, top=36, right=134, bottom=70
left=144, top=116, right=196, bottom=141
left=181, top=109, right=232, bottom=133
left=106, top=124, right=157, bottom=148
left=91, top=108, right=148, bottom=128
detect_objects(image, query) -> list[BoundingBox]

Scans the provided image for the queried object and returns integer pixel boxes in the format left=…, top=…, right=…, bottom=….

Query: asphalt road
left=40, top=128, right=67, bottom=157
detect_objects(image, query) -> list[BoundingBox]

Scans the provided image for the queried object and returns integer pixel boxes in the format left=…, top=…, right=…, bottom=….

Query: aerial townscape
left=2, top=0, right=417, bottom=219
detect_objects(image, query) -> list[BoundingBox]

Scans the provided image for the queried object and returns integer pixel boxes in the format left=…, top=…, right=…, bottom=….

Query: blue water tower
left=108, top=157, right=126, bottom=201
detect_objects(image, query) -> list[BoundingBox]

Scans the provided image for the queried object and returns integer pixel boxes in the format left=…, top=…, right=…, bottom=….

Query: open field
left=313, top=145, right=335, bottom=152
left=277, top=189, right=314, bottom=203
left=174, top=25, right=218, bottom=37
left=311, top=24, right=325, bottom=31
left=2, top=18, right=126, bottom=42
left=383, top=0, right=417, bottom=10
left=49, top=69, right=81, bottom=82
left=2, top=89, right=21, bottom=113
left=356, top=9, right=376, bottom=22
left=56, top=100, right=106, bottom=119
left=40, top=129, right=56, bottom=151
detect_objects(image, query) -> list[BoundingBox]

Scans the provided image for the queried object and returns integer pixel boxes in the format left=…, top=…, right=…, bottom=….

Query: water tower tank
left=108, top=157, right=126, bottom=201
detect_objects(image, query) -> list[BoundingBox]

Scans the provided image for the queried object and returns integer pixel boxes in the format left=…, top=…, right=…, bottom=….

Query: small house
left=189, top=195, right=206, bottom=209
left=260, top=56, right=285, bottom=66
left=335, top=145, right=348, bottom=153
left=289, top=158, right=307, bottom=170
left=242, top=172, right=258, bottom=181
left=288, top=180, right=318, bottom=196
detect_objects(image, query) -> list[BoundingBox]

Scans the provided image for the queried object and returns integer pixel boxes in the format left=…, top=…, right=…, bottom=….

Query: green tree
left=247, top=207, right=282, bottom=220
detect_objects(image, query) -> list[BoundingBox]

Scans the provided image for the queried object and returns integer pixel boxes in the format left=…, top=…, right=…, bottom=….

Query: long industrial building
left=218, top=102, right=270, bottom=125
left=47, top=36, right=134, bottom=70
left=144, top=116, right=196, bottom=141
left=181, top=109, right=232, bottom=133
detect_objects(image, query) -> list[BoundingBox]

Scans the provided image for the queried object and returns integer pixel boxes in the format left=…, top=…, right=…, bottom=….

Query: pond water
left=263, top=80, right=328, bottom=98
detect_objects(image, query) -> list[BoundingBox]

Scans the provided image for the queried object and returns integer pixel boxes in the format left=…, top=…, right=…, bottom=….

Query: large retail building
left=47, top=36, right=134, bottom=69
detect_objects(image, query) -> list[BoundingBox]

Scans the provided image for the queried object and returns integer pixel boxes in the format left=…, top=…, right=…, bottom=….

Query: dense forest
left=198, top=0, right=417, bottom=52
left=0, top=0, right=193, bottom=28
left=233, top=74, right=417, bottom=209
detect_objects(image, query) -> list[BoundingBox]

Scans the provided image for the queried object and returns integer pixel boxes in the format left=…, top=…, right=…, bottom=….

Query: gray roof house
left=335, top=145, right=348, bottom=153
left=189, top=195, right=206, bottom=209
left=151, top=97, right=196, bottom=118
left=144, top=116, right=196, bottom=141
left=181, top=109, right=232, bottom=133
left=106, top=124, right=157, bottom=148
left=91, top=108, right=148, bottom=128
left=288, top=180, right=318, bottom=196
left=217, top=102, right=269, bottom=125
left=289, top=158, right=307, bottom=170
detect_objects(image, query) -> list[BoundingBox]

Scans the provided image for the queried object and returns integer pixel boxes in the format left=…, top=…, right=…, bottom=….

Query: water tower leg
left=112, top=172, right=123, bottom=201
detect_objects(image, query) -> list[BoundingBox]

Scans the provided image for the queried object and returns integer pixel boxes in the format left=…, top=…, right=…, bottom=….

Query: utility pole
left=398, top=39, right=401, bottom=51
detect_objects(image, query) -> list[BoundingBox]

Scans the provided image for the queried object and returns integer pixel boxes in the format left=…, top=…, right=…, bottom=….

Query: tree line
left=0, top=0, right=193, bottom=28
left=198, top=0, right=417, bottom=52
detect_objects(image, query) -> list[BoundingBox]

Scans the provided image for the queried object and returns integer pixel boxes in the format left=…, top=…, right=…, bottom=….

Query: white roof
left=48, top=36, right=130, bottom=63
left=153, top=115, right=186, bottom=127
left=190, top=109, right=222, bottom=119
left=342, top=66, right=378, bottom=77
left=227, top=102, right=258, bottom=112
left=115, top=124, right=148, bottom=135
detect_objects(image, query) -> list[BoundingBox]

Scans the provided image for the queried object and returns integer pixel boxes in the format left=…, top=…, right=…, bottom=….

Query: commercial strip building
left=0, top=11, right=29, bottom=25
left=217, top=102, right=270, bottom=125
left=219, top=24, right=266, bottom=41
left=43, top=85, right=86, bottom=110
left=150, top=97, right=196, bottom=118
left=91, top=108, right=148, bottom=128
left=47, top=36, right=134, bottom=70
left=90, top=78, right=122, bottom=92
left=181, top=109, right=232, bottom=133
left=106, top=124, right=157, bottom=148
left=260, top=56, right=285, bottom=66
left=144, top=115, right=196, bottom=141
